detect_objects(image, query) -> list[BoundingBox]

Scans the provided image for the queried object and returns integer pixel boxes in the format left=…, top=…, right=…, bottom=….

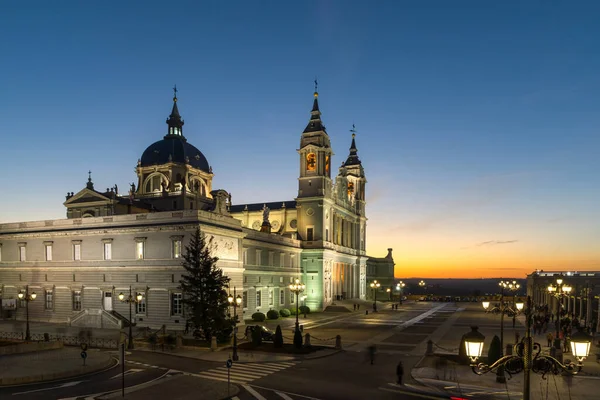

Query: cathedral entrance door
left=103, top=292, right=113, bottom=311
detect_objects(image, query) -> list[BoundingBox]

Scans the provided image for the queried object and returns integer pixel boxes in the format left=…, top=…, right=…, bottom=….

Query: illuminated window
left=325, top=155, right=330, bottom=175
left=280, top=289, right=285, bottom=305
left=134, top=238, right=146, bottom=260
left=306, top=153, right=316, bottom=171
left=269, top=289, right=273, bottom=306
left=171, top=236, right=183, bottom=259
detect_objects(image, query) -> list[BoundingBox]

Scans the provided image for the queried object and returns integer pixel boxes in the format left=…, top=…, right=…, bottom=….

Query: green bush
left=252, top=325, right=262, bottom=347
left=274, top=325, right=284, bottom=348
left=252, top=312, right=266, bottom=322
left=487, top=335, right=502, bottom=364
left=267, top=310, right=279, bottom=320
left=293, top=328, right=303, bottom=349
left=279, top=308, right=291, bottom=317
left=299, top=305, right=311, bottom=315
left=289, top=308, right=298, bottom=315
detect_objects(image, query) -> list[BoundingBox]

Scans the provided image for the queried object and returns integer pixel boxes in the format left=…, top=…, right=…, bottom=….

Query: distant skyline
left=1, top=1, right=598, bottom=279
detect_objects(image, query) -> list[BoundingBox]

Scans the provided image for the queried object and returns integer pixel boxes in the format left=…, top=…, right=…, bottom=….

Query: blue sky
left=1, top=1, right=599, bottom=277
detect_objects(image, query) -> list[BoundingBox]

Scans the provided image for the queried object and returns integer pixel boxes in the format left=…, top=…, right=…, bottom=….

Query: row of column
left=532, top=284, right=597, bottom=327
left=331, top=262, right=358, bottom=300
left=332, top=214, right=359, bottom=249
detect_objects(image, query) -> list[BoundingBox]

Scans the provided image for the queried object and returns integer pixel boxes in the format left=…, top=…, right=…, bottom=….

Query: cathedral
left=0, top=87, right=394, bottom=330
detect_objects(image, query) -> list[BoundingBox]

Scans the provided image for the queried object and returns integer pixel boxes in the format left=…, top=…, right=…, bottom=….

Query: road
left=0, top=301, right=475, bottom=400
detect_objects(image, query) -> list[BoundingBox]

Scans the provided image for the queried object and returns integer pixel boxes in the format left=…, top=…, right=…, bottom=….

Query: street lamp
left=547, top=277, right=572, bottom=339
left=227, top=287, right=243, bottom=361
left=482, top=301, right=490, bottom=312
left=118, top=286, right=144, bottom=350
left=17, top=287, right=37, bottom=341
left=386, top=288, right=391, bottom=301
left=396, top=281, right=406, bottom=304
left=464, top=296, right=592, bottom=400
left=369, top=280, right=381, bottom=312
left=289, top=278, right=305, bottom=333
left=419, top=280, right=426, bottom=290
left=516, top=302, right=524, bottom=312
left=504, top=280, right=521, bottom=328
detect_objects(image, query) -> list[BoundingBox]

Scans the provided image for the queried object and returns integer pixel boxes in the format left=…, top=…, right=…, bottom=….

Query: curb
left=0, top=355, right=117, bottom=386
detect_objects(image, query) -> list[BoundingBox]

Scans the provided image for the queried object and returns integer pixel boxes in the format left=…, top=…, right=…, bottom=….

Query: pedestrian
left=368, top=344, right=377, bottom=365
left=353, top=303, right=356, bottom=311
left=396, top=361, right=404, bottom=384
left=357, top=304, right=360, bottom=311
left=546, top=332, right=553, bottom=347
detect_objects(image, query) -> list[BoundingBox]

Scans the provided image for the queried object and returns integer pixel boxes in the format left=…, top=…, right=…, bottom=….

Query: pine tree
left=179, top=228, right=233, bottom=343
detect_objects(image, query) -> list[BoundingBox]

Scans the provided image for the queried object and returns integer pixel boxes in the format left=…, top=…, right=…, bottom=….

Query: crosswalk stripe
left=237, top=364, right=288, bottom=372
left=212, top=368, right=264, bottom=378
left=194, top=361, right=297, bottom=384
left=242, top=384, right=268, bottom=400
left=276, top=391, right=294, bottom=400
left=195, top=374, right=249, bottom=384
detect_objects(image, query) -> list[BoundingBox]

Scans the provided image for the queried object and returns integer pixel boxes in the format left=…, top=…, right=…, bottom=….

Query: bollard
left=176, top=335, right=183, bottom=349
left=426, top=340, right=433, bottom=355
left=335, top=334, right=342, bottom=350
left=304, top=333, right=311, bottom=347
left=211, top=336, right=217, bottom=351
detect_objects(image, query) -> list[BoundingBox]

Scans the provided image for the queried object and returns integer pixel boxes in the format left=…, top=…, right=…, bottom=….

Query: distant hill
left=396, top=278, right=526, bottom=297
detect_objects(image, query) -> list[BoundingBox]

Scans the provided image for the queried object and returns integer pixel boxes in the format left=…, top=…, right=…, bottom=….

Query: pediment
left=64, top=188, right=111, bottom=206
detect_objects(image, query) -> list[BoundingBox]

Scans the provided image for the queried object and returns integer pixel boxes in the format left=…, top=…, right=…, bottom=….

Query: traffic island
left=238, top=341, right=328, bottom=355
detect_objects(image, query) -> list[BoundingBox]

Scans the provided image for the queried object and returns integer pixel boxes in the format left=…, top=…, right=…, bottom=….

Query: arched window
left=82, top=210, right=95, bottom=218
left=189, top=177, right=206, bottom=197
left=144, top=173, right=168, bottom=193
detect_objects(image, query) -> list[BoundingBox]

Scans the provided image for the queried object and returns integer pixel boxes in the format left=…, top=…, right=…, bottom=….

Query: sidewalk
left=0, top=347, right=115, bottom=385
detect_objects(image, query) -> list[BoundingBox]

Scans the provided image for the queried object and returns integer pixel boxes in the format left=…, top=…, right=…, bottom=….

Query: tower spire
left=304, top=80, right=326, bottom=133
left=344, top=124, right=361, bottom=166
left=165, top=85, right=185, bottom=139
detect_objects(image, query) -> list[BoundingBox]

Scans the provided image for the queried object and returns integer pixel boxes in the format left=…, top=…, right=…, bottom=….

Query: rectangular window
left=279, top=253, right=284, bottom=267
left=172, top=239, right=182, bottom=259
left=289, top=276, right=294, bottom=283
left=290, top=255, right=296, bottom=268
left=279, top=276, right=283, bottom=283
left=258, top=276, right=261, bottom=283
left=0, top=244, right=3, bottom=261
left=171, top=293, right=182, bottom=315
left=243, top=249, right=248, bottom=265
left=72, top=290, right=82, bottom=311
left=306, top=227, right=314, bottom=241
left=269, top=289, right=273, bottom=306
left=243, top=275, right=247, bottom=283
left=136, top=292, right=146, bottom=314
left=326, top=228, right=329, bottom=241
left=280, top=289, right=285, bottom=305
left=19, top=245, right=26, bottom=262
left=255, top=250, right=262, bottom=265
left=136, top=241, right=145, bottom=260
left=269, top=252, right=274, bottom=266
left=104, top=243, right=112, bottom=260
left=73, top=244, right=81, bottom=261
left=45, top=290, right=53, bottom=310
left=242, top=291, right=248, bottom=308
left=256, top=290, right=262, bottom=307
left=45, top=244, right=53, bottom=261
left=290, top=289, right=295, bottom=304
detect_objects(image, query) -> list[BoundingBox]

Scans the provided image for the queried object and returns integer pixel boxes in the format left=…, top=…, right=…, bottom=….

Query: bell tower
left=297, top=82, right=333, bottom=199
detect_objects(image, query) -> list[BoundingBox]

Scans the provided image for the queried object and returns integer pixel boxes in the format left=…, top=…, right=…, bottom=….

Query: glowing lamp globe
left=118, top=292, right=125, bottom=301
left=464, top=326, right=485, bottom=362
left=570, top=330, right=592, bottom=361
left=30, top=292, right=37, bottom=300
left=482, top=301, right=490, bottom=310
left=516, top=302, right=524, bottom=311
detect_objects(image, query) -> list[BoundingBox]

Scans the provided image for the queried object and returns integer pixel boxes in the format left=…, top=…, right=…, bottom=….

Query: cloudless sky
left=1, top=1, right=599, bottom=278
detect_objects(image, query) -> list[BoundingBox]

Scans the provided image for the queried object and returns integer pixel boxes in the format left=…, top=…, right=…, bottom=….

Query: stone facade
left=0, top=88, right=394, bottom=330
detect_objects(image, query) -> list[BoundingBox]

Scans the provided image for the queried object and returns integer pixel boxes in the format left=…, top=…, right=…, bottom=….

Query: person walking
left=546, top=332, right=553, bottom=347
left=368, top=344, right=377, bottom=365
left=396, top=361, right=404, bottom=384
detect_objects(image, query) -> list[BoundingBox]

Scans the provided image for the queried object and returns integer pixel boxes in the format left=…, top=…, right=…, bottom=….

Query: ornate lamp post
left=396, top=281, right=406, bottom=304
left=419, top=280, right=426, bottom=291
left=482, top=301, right=491, bottom=313
left=505, top=280, right=521, bottom=328
left=118, top=286, right=143, bottom=350
left=227, top=288, right=243, bottom=361
left=289, top=278, right=305, bottom=333
left=386, top=288, right=391, bottom=301
left=17, top=287, right=37, bottom=341
left=370, top=280, right=381, bottom=312
left=547, top=277, right=572, bottom=339
left=464, top=296, right=592, bottom=400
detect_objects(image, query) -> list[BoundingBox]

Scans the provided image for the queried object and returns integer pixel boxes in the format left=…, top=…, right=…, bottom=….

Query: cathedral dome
left=139, top=88, right=211, bottom=173
left=140, top=137, right=210, bottom=172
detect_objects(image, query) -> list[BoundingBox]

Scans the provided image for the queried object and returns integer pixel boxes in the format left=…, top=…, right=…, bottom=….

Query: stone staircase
left=69, top=309, right=123, bottom=329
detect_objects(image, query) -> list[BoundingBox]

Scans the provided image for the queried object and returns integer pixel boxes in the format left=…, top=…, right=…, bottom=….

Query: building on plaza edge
left=0, top=88, right=394, bottom=331
left=527, top=270, right=600, bottom=333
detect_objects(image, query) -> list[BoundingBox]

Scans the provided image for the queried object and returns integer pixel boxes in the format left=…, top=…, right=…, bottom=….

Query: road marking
left=12, top=381, right=86, bottom=396
left=243, top=384, right=268, bottom=400
left=195, top=361, right=297, bottom=383
left=379, top=386, right=445, bottom=399
left=250, top=384, right=324, bottom=400
left=276, top=391, right=295, bottom=400
left=110, top=368, right=144, bottom=379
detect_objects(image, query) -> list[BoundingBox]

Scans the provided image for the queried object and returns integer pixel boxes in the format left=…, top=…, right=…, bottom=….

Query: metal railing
left=0, top=331, right=118, bottom=349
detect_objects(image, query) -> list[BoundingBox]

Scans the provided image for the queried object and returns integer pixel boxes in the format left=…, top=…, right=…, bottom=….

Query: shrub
left=252, top=325, right=262, bottom=347
left=279, top=309, right=291, bottom=317
left=274, top=325, right=284, bottom=348
left=299, top=306, right=311, bottom=315
left=267, top=310, right=279, bottom=320
left=289, top=308, right=298, bottom=315
left=487, top=335, right=502, bottom=364
left=293, top=328, right=303, bottom=349
left=252, top=312, right=266, bottom=322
